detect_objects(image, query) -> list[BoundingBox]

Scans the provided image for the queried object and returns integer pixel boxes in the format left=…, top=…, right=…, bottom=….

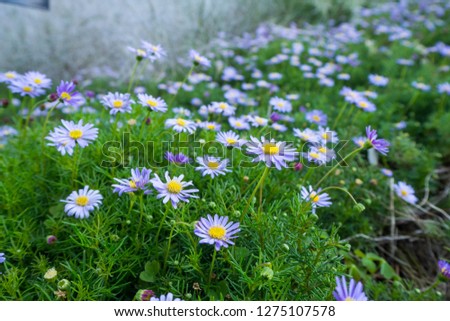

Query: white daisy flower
left=211, top=101, right=236, bottom=116
left=46, top=120, right=98, bottom=156
left=165, top=118, right=197, bottom=134
left=150, top=171, right=199, bottom=208
left=229, top=117, right=250, bottom=131
left=195, top=156, right=230, bottom=178
left=101, top=92, right=134, bottom=115
left=293, top=128, right=320, bottom=144
left=201, top=121, right=221, bottom=132
left=216, top=130, right=246, bottom=148
left=250, top=115, right=269, bottom=127
left=317, top=127, right=339, bottom=144
left=271, top=123, right=288, bottom=132
left=269, top=97, right=292, bottom=113
left=137, top=94, right=167, bottom=113
left=61, top=186, right=103, bottom=219
left=305, top=147, right=327, bottom=165
left=246, top=136, right=298, bottom=170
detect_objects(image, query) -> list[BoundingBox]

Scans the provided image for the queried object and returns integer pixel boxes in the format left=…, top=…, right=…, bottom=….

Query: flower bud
left=354, top=203, right=366, bottom=213
left=46, top=235, right=57, bottom=245
left=136, top=289, right=154, bottom=301
left=260, top=266, right=274, bottom=280
left=57, top=279, right=71, bottom=290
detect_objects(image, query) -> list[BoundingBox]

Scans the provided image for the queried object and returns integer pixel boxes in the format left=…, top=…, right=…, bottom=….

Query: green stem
left=208, top=250, right=217, bottom=287
left=163, top=223, right=176, bottom=271
left=332, top=102, right=347, bottom=129
left=319, top=186, right=359, bottom=205
left=41, top=101, right=60, bottom=140
left=127, top=60, right=140, bottom=93
left=241, top=166, right=270, bottom=223
left=137, top=194, right=145, bottom=235
left=314, top=147, right=364, bottom=189
left=155, top=205, right=170, bottom=244
left=22, top=98, right=46, bottom=139
left=300, top=167, right=314, bottom=187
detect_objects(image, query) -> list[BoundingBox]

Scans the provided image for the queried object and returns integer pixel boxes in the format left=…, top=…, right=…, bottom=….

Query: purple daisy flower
left=365, top=126, right=390, bottom=155
left=8, top=77, right=46, bottom=98
left=101, top=92, right=134, bottom=115
left=333, top=276, right=368, bottom=301
left=0, top=252, right=5, bottom=264
left=150, top=171, right=199, bottom=208
left=305, top=110, right=328, bottom=126
left=393, top=181, right=418, bottom=204
left=56, top=81, right=85, bottom=107
left=246, top=136, right=298, bottom=170
left=301, top=185, right=332, bottom=213
left=112, top=168, right=152, bottom=196
left=438, top=260, right=450, bottom=279
left=150, top=292, right=182, bottom=301
left=194, top=214, right=240, bottom=251
left=368, top=74, right=389, bottom=87
left=165, top=152, right=190, bottom=165
left=189, top=49, right=211, bottom=68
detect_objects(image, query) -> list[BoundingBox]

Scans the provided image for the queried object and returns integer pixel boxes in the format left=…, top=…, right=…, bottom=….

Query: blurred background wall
left=0, top=0, right=362, bottom=80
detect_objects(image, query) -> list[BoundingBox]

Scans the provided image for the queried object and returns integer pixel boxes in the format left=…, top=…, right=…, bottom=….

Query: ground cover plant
left=0, top=0, right=449, bottom=301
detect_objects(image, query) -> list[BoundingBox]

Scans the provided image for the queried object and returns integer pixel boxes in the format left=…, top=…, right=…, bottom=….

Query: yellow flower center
left=401, top=190, right=408, bottom=196
left=313, top=115, right=320, bottom=122
left=277, top=102, right=284, bottom=107
left=318, top=147, right=327, bottom=154
left=23, top=86, right=33, bottom=93
left=310, top=152, right=320, bottom=159
left=359, top=101, right=368, bottom=108
left=146, top=99, right=157, bottom=107
left=208, top=161, right=220, bottom=169
left=34, top=78, right=42, bottom=85
left=322, top=132, right=329, bottom=140
left=167, top=180, right=182, bottom=194
left=129, top=180, right=137, bottom=189
left=208, top=226, right=226, bottom=240
left=206, top=124, right=215, bottom=130
left=226, top=138, right=237, bottom=145
left=256, top=117, right=264, bottom=124
left=5, top=72, right=15, bottom=79
left=310, top=193, right=320, bottom=203
left=176, top=118, right=186, bottom=126
left=235, top=121, right=243, bottom=127
left=69, top=129, right=83, bottom=140
left=137, top=49, right=146, bottom=56
left=113, top=100, right=123, bottom=108
left=345, top=297, right=355, bottom=301
left=75, top=195, right=89, bottom=206
left=219, top=103, right=227, bottom=110
left=262, top=143, right=279, bottom=155
left=61, top=92, right=72, bottom=101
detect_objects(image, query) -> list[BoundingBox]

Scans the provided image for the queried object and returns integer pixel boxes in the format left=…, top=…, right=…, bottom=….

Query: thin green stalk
left=241, top=166, right=270, bottom=223
left=23, top=98, right=47, bottom=138
left=41, top=101, right=60, bottom=141
left=155, top=205, right=170, bottom=244
left=163, top=223, right=176, bottom=271
left=137, top=194, right=145, bottom=235
left=300, top=167, right=314, bottom=187
left=319, top=186, right=359, bottom=205
left=208, top=250, right=217, bottom=287
left=127, top=60, right=140, bottom=93
left=314, top=147, right=364, bottom=189
left=332, top=102, right=348, bottom=129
